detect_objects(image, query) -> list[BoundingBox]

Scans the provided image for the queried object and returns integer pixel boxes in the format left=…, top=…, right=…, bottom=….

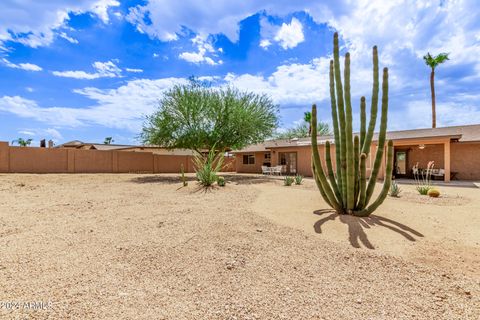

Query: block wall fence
left=0, top=142, right=235, bottom=174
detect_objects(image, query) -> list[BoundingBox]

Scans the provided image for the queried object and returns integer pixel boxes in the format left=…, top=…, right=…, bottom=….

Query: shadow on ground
left=130, top=174, right=275, bottom=185
left=313, top=210, right=424, bottom=249
left=130, top=175, right=196, bottom=184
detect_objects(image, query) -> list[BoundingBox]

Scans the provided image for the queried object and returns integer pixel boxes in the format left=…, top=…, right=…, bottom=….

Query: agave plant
left=193, top=147, right=224, bottom=187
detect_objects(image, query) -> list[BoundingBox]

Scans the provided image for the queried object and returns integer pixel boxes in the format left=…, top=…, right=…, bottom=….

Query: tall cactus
left=311, top=32, right=393, bottom=217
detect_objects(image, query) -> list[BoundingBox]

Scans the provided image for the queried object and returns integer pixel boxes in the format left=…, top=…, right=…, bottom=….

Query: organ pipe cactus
left=311, top=32, right=394, bottom=217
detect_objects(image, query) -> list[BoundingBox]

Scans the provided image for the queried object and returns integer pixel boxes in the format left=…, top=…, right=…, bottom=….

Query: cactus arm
left=311, top=104, right=343, bottom=213
left=325, top=141, right=343, bottom=206
left=360, top=96, right=366, bottom=148
left=365, top=67, right=389, bottom=204
left=312, top=155, right=332, bottom=207
left=353, top=140, right=393, bottom=217
left=353, top=135, right=360, bottom=206
left=344, top=53, right=355, bottom=211
left=357, top=153, right=367, bottom=210
left=333, top=32, right=348, bottom=207
left=361, top=46, right=379, bottom=155
left=329, top=60, right=342, bottom=191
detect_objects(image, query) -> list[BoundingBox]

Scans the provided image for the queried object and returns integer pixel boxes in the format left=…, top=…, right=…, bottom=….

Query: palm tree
left=12, top=138, right=33, bottom=147
left=423, top=52, right=449, bottom=128
left=104, top=137, right=114, bottom=144
left=304, top=111, right=312, bottom=136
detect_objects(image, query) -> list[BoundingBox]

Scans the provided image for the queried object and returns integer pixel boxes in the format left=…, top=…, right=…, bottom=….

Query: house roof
left=233, top=124, right=480, bottom=152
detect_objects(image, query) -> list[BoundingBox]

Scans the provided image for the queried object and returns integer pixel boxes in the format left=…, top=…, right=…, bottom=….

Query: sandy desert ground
left=0, top=173, right=479, bottom=319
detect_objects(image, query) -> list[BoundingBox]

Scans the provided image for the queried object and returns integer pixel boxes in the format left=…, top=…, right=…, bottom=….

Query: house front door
left=279, top=152, right=297, bottom=175
left=395, top=150, right=408, bottom=178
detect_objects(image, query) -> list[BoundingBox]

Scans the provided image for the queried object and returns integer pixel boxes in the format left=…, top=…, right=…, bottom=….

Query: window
left=243, top=154, right=255, bottom=165
left=264, top=153, right=271, bottom=160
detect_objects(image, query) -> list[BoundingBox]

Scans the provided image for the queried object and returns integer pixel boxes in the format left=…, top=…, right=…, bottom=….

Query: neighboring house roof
left=233, top=124, right=480, bottom=152
left=55, top=140, right=135, bottom=150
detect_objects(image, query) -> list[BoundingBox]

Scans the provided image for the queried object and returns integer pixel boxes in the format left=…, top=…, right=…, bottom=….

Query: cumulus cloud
left=125, top=0, right=341, bottom=42
left=0, top=0, right=120, bottom=48
left=1, top=58, right=42, bottom=71
left=52, top=60, right=122, bottom=79
left=178, top=35, right=223, bottom=65
left=274, top=18, right=305, bottom=49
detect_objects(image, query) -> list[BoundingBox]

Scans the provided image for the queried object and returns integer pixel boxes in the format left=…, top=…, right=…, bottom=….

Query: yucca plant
left=414, top=161, right=434, bottom=195
left=311, top=32, right=394, bottom=217
left=193, top=147, right=224, bottom=187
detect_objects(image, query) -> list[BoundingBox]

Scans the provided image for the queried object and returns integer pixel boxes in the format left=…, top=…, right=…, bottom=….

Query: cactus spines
left=311, top=33, right=393, bottom=217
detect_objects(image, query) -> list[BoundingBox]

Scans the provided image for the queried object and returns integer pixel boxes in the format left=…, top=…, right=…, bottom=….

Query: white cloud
left=178, top=35, right=222, bottom=65
left=0, top=78, right=185, bottom=132
left=1, top=58, right=42, bottom=71
left=18, top=128, right=63, bottom=141
left=260, top=39, right=272, bottom=49
left=125, top=68, right=143, bottom=73
left=25, top=87, right=34, bottom=92
left=52, top=60, right=122, bottom=79
left=274, top=18, right=305, bottom=49
left=125, top=0, right=340, bottom=42
left=59, top=32, right=79, bottom=44
left=0, top=0, right=120, bottom=48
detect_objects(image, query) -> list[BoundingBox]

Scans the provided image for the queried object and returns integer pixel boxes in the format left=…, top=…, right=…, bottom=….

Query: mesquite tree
left=311, top=33, right=394, bottom=217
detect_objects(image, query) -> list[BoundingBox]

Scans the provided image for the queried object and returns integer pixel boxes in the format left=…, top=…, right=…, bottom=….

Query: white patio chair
left=261, top=166, right=270, bottom=175
left=272, top=165, right=283, bottom=176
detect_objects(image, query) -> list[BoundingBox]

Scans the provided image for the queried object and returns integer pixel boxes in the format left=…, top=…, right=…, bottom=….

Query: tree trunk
left=430, top=68, right=436, bottom=128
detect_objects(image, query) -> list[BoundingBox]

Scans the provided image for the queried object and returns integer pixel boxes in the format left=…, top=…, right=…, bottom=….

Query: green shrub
left=217, top=176, right=226, bottom=187
left=294, top=174, right=303, bottom=185
left=284, top=176, right=294, bottom=186
left=180, top=163, right=188, bottom=187
left=389, top=181, right=401, bottom=197
left=427, top=188, right=440, bottom=198
left=193, top=147, right=224, bottom=187
left=416, top=186, right=431, bottom=195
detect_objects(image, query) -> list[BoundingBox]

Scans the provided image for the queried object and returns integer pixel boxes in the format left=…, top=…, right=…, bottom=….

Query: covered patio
left=391, top=136, right=458, bottom=182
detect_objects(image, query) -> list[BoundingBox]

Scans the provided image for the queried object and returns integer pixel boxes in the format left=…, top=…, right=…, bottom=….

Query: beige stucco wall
left=0, top=142, right=235, bottom=174
left=451, top=143, right=480, bottom=180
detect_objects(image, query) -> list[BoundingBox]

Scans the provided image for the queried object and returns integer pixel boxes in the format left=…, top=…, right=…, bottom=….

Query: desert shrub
left=427, top=188, right=440, bottom=198
left=389, top=181, right=401, bottom=197
left=180, top=163, right=188, bottom=187
left=193, top=147, right=224, bottom=187
left=284, top=176, right=294, bottom=186
left=217, top=176, right=226, bottom=187
left=417, top=186, right=431, bottom=195
left=294, top=175, right=303, bottom=185
left=414, top=161, right=434, bottom=195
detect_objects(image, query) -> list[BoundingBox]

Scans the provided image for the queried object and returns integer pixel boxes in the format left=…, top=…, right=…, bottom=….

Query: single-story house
left=233, top=124, right=480, bottom=182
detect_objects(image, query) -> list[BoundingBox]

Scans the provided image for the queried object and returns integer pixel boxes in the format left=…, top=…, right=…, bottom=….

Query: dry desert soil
left=0, top=173, right=479, bottom=319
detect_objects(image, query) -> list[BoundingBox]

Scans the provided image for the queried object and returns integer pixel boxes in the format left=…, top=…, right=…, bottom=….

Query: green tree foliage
left=12, top=138, right=33, bottom=147
left=276, top=115, right=330, bottom=140
left=423, top=52, right=449, bottom=128
left=141, top=80, right=279, bottom=155
left=104, top=137, right=114, bottom=144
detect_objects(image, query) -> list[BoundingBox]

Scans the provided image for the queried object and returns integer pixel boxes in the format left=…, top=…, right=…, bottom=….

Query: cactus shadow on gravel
left=313, top=210, right=424, bottom=249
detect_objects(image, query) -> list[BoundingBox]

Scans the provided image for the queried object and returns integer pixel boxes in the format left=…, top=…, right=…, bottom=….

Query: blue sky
left=1, top=0, right=480, bottom=145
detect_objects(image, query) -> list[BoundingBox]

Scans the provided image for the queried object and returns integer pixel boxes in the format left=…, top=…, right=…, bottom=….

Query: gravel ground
left=0, top=174, right=478, bottom=319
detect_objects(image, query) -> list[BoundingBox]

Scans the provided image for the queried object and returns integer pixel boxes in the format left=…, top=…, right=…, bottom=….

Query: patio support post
left=444, top=140, right=451, bottom=182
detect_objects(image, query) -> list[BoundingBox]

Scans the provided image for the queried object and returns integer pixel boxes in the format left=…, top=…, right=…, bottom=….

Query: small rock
left=256, top=228, right=263, bottom=233
left=356, top=299, right=362, bottom=304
